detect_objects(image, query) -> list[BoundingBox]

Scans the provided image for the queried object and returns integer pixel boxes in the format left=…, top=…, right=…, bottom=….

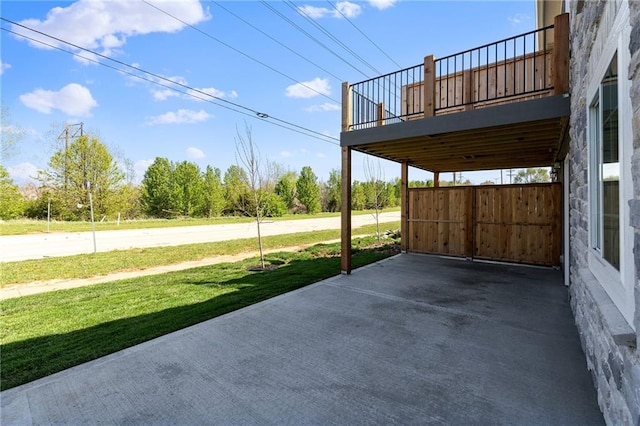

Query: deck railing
left=349, top=64, right=423, bottom=130
left=434, top=25, right=554, bottom=112
left=345, top=14, right=569, bottom=131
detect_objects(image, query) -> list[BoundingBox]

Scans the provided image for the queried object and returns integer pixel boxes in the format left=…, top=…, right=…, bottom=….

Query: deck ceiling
left=342, top=95, right=570, bottom=173
left=354, top=117, right=568, bottom=173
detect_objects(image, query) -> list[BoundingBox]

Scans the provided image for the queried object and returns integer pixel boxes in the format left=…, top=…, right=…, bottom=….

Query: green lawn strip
left=0, top=208, right=400, bottom=235
left=0, top=221, right=400, bottom=286
left=0, top=238, right=399, bottom=390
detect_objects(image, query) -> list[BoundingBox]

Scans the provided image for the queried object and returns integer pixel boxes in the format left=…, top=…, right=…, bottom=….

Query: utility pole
left=57, top=123, right=84, bottom=189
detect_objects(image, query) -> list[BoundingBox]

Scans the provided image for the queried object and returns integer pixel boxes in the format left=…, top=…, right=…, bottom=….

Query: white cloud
left=508, top=13, right=530, bottom=25
left=280, top=151, right=292, bottom=158
left=19, top=83, right=98, bottom=117
left=298, top=1, right=361, bottom=19
left=134, top=159, right=154, bottom=181
left=152, top=88, right=180, bottom=101
left=368, top=0, right=398, bottom=10
left=7, top=162, right=39, bottom=185
left=12, top=0, right=209, bottom=60
left=304, top=102, right=340, bottom=112
left=298, top=5, right=331, bottom=19
left=286, top=78, right=331, bottom=99
left=316, top=152, right=326, bottom=158
left=148, top=75, right=237, bottom=102
left=146, top=109, right=212, bottom=125
left=0, top=61, right=11, bottom=76
left=335, top=1, right=362, bottom=18
left=186, top=147, right=205, bottom=159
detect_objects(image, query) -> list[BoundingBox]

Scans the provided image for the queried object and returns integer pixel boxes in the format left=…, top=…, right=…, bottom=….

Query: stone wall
left=568, top=1, right=640, bottom=425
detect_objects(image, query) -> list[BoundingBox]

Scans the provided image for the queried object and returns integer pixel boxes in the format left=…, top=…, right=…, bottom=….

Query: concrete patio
left=1, top=254, right=603, bottom=425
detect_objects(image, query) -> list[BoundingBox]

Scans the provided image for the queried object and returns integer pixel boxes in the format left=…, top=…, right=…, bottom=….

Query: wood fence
left=407, top=183, right=561, bottom=266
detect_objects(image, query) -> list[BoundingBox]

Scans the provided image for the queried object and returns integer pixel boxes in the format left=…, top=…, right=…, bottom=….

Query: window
left=589, top=53, right=619, bottom=270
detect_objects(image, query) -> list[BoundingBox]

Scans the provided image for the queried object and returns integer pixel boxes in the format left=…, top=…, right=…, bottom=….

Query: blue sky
left=1, top=0, right=537, bottom=186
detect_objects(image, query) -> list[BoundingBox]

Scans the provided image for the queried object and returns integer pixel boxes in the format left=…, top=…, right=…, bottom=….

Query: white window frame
left=585, top=1, right=634, bottom=328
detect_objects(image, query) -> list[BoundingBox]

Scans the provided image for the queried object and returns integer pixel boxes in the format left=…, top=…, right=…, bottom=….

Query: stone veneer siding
left=568, top=1, right=640, bottom=425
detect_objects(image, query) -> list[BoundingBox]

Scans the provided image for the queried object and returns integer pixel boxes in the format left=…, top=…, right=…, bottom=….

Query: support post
left=463, top=69, right=473, bottom=111
left=377, top=102, right=385, bottom=127
left=434, top=171, right=440, bottom=188
left=465, top=187, right=475, bottom=258
left=341, top=146, right=352, bottom=274
left=341, top=82, right=352, bottom=132
left=553, top=13, right=570, bottom=95
left=423, top=55, right=436, bottom=117
left=401, top=162, right=409, bottom=253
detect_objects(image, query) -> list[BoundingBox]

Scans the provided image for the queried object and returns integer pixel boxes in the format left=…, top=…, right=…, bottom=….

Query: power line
left=284, top=0, right=382, bottom=76
left=140, top=0, right=340, bottom=105
left=210, top=1, right=344, bottom=83
left=327, top=0, right=402, bottom=70
left=259, top=0, right=370, bottom=79
left=1, top=22, right=339, bottom=145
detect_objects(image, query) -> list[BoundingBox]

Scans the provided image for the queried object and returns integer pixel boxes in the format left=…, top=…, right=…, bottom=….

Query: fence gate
left=407, top=183, right=561, bottom=266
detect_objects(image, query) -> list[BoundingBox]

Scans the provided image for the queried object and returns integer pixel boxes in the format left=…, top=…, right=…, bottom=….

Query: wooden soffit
left=340, top=95, right=570, bottom=173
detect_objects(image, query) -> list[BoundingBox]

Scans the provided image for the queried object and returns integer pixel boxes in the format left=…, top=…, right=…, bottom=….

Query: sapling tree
left=235, top=124, right=267, bottom=269
left=363, top=156, right=385, bottom=242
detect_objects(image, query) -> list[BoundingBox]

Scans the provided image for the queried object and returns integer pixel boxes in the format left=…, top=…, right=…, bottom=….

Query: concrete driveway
left=1, top=254, right=603, bottom=425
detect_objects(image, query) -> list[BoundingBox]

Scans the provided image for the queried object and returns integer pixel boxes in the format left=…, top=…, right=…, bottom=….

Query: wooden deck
left=341, top=13, right=570, bottom=174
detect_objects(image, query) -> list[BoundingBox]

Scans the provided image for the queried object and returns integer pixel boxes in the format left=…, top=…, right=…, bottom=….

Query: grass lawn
left=0, top=237, right=400, bottom=390
left=0, top=221, right=400, bottom=286
left=0, top=208, right=400, bottom=235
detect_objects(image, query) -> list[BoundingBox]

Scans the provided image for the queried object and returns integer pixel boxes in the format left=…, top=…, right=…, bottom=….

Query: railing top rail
left=436, top=24, right=555, bottom=63
left=350, top=62, right=423, bottom=89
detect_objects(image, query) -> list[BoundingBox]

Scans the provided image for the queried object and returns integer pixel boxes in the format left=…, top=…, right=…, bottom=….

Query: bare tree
left=235, top=124, right=266, bottom=269
left=363, top=156, right=385, bottom=242
left=1, top=105, right=26, bottom=161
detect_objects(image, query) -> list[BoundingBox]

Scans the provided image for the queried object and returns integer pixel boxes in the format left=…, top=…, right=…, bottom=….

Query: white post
left=87, top=182, right=97, bottom=254
left=47, top=198, right=51, bottom=232
left=117, top=212, right=121, bottom=226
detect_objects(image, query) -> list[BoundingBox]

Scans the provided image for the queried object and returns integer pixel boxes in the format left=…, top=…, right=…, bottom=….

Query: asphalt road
left=0, top=212, right=400, bottom=262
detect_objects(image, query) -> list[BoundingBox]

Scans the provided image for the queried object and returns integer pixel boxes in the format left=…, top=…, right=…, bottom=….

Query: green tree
left=171, top=161, right=204, bottom=217
left=40, top=135, right=125, bottom=220
left=0, top=165, right=25, bottom=219
left=351, top=181, right=366, bottom=210
left=25, top=187, right=62, bottom=219
left=116, top=184, right=142, bottom=220
left=409, top=180, right=433, bottom=188
left=141, top=157, right=174, bottom=218
left=514, top=168, right=550, bottom=183
left=224, top=165, right=249, bottom=215
left=296, top=166, right=321, bottom=214
left=257, top=191, right=287, bottom=217
left=201, top=166, right=225, bottom=218
left=385, top=182, right=398, bottom=207
left=274, top=171, right=297, bottom=210
left=324, top=168, right=341, bottom=212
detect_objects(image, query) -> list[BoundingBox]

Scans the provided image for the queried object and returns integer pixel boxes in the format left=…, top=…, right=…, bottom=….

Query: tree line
left=0, top=135, right=403, bottom=221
